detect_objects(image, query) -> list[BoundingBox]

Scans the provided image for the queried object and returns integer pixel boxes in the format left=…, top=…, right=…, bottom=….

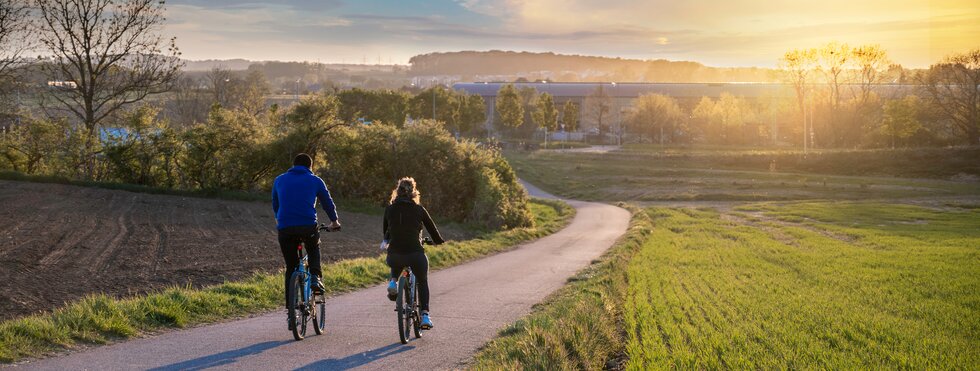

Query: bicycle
left=394, top=236, right=433, bottom=344
left=287, top=223, right=339, bottom=341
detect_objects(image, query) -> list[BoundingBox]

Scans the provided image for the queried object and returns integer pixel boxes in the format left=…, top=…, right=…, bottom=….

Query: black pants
left=386, top=251, right=430, bottom=312
left=278, top=225, right=321, bottom=308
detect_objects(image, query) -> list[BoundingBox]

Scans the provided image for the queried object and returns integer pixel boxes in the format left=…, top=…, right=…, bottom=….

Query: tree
left=921, top=48, right=980, bottom=145
left=561, top=101, right=579, bottom=131
left=880, top=95, right=923, bottom=148
left=852, top=44, right=890, bottom=107
left=165, top=74, right=212, bottom=126
left=338, top=88, right=410, bottom=126
left=584, top=84, right=612, bottom=137
left=818, top=42, right=851, bottom=145
left=495, top=84, right=523, bottom=132
left=626, top=94, right=683, bottom=145
left=0, top=0, right=31, bottom=79
left=410, top=86, right=455, bottom=124
left=34, top=0, right=182, bottom=131
left=181, top=106, right=272, bottom=190
left=779, top=48, right=817, bottom=150
left=532, top=92, right=558, bottom=132
left=0, top=118, right=67, bottom=174
left=284, top=94, right=346, bottom=158
left=690, top=93, right=757, bottom=145
left=103, top=106, right=180, bottom=186
left=206, top=68, right=269, bottom=115
left=451, top=93, right=486, bottom=135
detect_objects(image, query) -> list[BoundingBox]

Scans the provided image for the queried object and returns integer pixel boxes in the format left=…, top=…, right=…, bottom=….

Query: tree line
left=0, top=0, right=531, bottom=229
left=525, top=44, right=978, bottom=148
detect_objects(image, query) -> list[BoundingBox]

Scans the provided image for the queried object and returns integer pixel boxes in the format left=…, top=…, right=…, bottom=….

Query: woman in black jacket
left=382, top=177, right=445, bottom=329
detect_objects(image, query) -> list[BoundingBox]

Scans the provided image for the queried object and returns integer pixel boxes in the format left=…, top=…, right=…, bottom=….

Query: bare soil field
left=0, top=180, right=472, bottom=321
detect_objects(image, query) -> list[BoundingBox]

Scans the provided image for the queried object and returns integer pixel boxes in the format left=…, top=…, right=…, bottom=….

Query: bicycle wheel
left=288, top=273, right=307, bottom=341
left=396, top=276, right=410, bottom=344
left=312, top=291, right=326, bottom=335
left=412, top=282, right=422, bottom=338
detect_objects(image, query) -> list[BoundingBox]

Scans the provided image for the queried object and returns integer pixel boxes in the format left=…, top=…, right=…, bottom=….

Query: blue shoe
left=420, top=313, right=434, bottom=330
left=386, top=280, right=397, bottom=301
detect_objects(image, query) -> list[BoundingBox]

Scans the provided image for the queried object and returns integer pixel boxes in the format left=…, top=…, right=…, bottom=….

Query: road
left=20, top=182, right=630, bottom=370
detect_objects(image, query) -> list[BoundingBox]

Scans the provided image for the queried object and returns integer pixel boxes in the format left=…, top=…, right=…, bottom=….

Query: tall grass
left=0, top=199, right=573, bottom=363
left=470, top=205, right=652, bottom=370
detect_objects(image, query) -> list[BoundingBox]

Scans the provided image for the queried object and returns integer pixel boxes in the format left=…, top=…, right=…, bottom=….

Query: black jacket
left=383, top=197, right=445, bottom=254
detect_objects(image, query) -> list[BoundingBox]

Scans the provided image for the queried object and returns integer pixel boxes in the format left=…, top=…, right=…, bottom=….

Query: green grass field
left=624, top=203, right=980, bottom=369
left=471, top=146, right=980, bottom=369
left=506, top=148, right=980, bottom=202
left=0, top=199, right=574, bottom=363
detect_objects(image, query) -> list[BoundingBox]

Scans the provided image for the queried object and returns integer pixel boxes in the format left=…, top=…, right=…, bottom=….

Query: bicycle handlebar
left=318, top=223, right=341, bottom=232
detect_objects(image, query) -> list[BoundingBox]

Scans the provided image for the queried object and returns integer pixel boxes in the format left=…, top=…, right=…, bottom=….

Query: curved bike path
left=22, top=182, right=630, bottom=370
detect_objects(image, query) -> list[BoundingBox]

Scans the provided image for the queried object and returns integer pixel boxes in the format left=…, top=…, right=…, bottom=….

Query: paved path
left=21, top=183, right=629, bottom=371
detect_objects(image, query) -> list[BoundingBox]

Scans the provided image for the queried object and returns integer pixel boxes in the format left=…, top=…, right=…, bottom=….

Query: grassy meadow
left=509, top=146, right=980, bottom=202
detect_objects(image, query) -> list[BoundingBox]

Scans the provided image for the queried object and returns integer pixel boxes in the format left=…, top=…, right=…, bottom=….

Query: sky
left=165, top=0, right=980, bottom=68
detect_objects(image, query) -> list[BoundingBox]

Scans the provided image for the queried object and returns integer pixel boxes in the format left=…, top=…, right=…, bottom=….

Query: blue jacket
left=272, top=166, right=338, bottom=230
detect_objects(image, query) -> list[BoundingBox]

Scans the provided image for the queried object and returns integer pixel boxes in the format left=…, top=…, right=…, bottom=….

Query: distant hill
left=408, top=50, right=778, bottom=83
left=181, top=59, right=253, bottom=71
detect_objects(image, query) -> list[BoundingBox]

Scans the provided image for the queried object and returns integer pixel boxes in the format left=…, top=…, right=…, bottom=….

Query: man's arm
left=271, top=177, right=280, bottom=215
left=316, top=177, right=339, bottom=222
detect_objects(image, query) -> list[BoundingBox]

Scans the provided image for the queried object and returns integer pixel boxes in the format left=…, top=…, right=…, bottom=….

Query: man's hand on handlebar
left=319, top=220, right=342, bottom=232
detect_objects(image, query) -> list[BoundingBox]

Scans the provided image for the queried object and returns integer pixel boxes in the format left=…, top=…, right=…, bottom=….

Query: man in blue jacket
left=272, top=153, right=341, bottom=304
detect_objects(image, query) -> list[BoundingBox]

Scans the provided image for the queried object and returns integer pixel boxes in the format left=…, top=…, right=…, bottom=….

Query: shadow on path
left=148, top=340, right=291, bottom=371
left=295, top=343, right=414, bottom=370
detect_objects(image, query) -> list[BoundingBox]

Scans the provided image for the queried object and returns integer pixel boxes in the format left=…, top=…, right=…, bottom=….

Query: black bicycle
left=395, top=236, right=433, bottom=344
left=287, top=223, right=338, bottom=341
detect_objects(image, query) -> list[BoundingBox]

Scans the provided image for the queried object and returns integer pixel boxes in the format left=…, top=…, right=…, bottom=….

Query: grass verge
left=469, top=205, right=652, bottom=370
left=0, top=198, right=574, bottom=363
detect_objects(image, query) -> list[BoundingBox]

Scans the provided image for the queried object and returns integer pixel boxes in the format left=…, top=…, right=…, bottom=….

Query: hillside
left=408, top=50, right=778, bottom=82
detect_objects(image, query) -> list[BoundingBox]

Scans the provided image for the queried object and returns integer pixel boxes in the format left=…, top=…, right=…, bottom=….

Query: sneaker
left=386, top=279, right=397, bottom=301
left=287, top=313, right=295, bottom=331
left=420, top=312, right=434, bottom=330
left=312, top=275, right=325, bottom=293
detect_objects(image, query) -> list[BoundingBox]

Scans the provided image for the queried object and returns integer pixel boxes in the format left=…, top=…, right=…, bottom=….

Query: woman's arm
left=419, top=206, right=445, bottom=244
left=383, top=205, right=390, bottom=241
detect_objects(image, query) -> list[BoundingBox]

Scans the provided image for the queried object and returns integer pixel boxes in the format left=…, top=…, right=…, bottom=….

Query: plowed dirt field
left=0, top=180, right=469, bottom=321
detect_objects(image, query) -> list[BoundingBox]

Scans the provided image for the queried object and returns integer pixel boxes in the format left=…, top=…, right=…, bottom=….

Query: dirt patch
left=0, top=180, right=472, bottom=321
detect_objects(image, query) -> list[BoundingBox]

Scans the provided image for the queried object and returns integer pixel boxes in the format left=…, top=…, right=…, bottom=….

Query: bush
left=322, top=120, right=532, bottom=229
left=1, top=98, right=533, bottom=230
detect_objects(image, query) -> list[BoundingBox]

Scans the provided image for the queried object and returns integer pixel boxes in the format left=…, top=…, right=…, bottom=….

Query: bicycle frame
left=294, top=243, right=312, bottom=310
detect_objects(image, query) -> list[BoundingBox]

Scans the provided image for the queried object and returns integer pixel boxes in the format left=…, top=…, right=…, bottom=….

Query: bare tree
left=0, top=0, right=32, bottom=79
left=206, top=67, right=234, bottom=107
left=34, top=0, right=182, bottom=131
left=818, top=42, right=851, bottom=146
left=922, top=48, right=980, bottom=145
left=584, top=84, right=611, bottom=138
left=779, top=48, right=816, bottom=151
left=852, top=44, right=890, bottom=108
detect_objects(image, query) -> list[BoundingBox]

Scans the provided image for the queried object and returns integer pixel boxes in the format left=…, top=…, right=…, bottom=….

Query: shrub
left=321, top=120, right=532, bottom=229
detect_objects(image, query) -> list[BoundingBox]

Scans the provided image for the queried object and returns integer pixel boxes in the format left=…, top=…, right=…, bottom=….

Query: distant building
left=453, top=82, right=916, bottom=134
left=47, top=81, right=78, bottom=89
